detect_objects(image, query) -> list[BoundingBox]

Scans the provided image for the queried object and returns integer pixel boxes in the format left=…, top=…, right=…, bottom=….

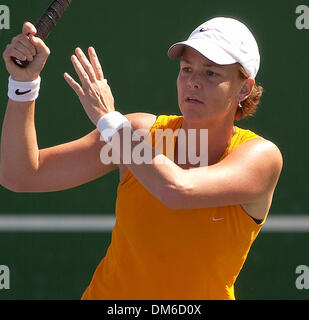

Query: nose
left=187, top=72, right=202, bottom=89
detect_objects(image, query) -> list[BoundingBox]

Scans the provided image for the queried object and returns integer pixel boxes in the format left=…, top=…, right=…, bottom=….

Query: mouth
left=185, top=96, right=204, bottom=104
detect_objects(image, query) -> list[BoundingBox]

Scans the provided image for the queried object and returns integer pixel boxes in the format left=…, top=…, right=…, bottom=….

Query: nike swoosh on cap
left=15, top=89, right=32, bottom=95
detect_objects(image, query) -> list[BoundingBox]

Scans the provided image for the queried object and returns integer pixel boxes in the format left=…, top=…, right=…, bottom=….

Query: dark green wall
left=0, top=0, right=308, bottom=299
left=1, top=0, right=308, bottom=214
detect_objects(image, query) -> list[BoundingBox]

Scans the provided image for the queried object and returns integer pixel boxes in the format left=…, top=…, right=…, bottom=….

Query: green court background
left=0, top=0, right=308, bottom=299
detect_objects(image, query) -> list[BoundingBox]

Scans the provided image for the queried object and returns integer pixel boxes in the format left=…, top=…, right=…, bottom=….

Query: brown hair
left=234, top=64, right=264, bottom=121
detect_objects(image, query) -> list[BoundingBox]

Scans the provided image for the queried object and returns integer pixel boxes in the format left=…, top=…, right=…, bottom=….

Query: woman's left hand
left=64, top=47, right=115, bottom=125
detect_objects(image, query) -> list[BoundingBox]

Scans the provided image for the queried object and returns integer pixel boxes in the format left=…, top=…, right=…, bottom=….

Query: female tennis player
left=1, top=17, right=282, bottom=299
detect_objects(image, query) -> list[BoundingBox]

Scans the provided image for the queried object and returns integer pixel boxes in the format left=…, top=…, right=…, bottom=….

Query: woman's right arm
left=0, top=105, right=118, bottom=193
left=0, top=22, right=118, bottom=192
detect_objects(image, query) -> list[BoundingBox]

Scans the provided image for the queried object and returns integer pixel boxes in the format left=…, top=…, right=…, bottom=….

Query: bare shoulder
left=221, top=137, right=283, bottom=197
left=124, top=112, right=158, bottom=133
left=258, top=138, right=283, bottom=168
left=226, top=137, right=283, bottom=174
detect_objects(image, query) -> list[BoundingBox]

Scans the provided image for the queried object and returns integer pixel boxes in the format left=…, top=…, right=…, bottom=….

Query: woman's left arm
left=161, top=138, right=283, bottom=210
left=116, top=134, right=282, bottom=211
left=64, top=47, right=283, bottom=210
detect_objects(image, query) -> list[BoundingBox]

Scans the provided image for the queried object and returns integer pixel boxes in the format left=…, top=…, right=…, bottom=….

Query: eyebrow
left=181, top=58, right=220, bottom=68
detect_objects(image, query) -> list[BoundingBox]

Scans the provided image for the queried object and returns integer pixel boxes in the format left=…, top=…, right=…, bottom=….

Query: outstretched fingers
left=75, top=47, right=97, bottom=82
left=65, top=47, right=108, bottom=103
left=88, top=47, right=104, bottom=80
left=70, top=54, right=92, bottom=88
left=64, top=72, right=84, bottom=99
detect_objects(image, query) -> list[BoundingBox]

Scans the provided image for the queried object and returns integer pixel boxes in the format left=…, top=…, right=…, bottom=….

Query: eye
left=206, top=70, right=217, bottom=77
left=181, top=66, right=192, bottom=73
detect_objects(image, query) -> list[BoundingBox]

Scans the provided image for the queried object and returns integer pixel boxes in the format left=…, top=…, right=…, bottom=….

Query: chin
left=180, top=105, right=206, bottom=122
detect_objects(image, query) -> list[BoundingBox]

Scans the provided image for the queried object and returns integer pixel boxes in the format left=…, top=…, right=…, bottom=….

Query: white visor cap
left=168, top=17, right=260, bottom=79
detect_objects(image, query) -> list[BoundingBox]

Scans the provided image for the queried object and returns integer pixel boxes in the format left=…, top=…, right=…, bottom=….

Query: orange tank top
left=81, top=115, right=266, bottom=300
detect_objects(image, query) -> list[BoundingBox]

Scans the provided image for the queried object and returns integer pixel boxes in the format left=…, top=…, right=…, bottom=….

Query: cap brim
left=167, top=39, right=237, bottom=65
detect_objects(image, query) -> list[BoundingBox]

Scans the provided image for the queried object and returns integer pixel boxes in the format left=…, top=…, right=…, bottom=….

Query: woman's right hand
left=2, top=21, right=50, bottom=82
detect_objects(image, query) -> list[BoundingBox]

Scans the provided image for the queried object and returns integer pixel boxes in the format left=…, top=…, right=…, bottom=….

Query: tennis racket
left=11, top=0, right=72, bottom=68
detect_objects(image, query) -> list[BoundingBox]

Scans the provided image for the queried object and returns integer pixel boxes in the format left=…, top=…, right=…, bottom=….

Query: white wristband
left=8, top=76, right=41, bottom=102
left=97, top=111, right=132, bottom=144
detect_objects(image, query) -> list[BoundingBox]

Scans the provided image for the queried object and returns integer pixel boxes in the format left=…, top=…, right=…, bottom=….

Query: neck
left=179, top=116, right=235, bottom=166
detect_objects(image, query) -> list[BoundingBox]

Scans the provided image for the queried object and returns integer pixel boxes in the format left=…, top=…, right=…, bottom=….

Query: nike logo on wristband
left=15, top=89, right=32, bottom=95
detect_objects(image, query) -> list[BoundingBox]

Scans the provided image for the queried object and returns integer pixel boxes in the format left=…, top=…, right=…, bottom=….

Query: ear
left=238, top=78, right=255, bottom=102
